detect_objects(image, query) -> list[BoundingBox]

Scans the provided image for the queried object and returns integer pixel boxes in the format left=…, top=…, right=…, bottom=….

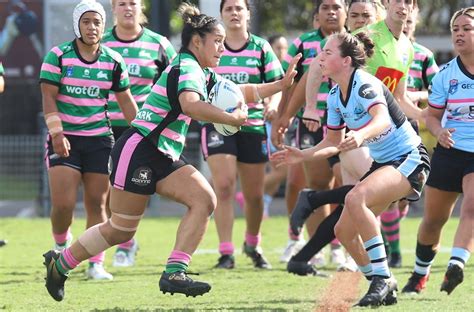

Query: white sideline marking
left=194, top=247, right=452, bottom=255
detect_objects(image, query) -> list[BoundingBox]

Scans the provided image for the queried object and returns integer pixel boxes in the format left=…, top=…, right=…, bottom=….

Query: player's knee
left=213, top=179, right=236, bottom=201
left=107, top=211, right=142, bottom=244
left=420, top=217, right=447, bottom=234
left=52, top=203, right=75, bottom=214
left=344, top=189, right=364, bottom=213
left=201, top=191, right=217, bottom=216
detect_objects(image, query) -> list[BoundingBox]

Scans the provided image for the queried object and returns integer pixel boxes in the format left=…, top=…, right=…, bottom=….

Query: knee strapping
left=78, top=223, right=111, bottom=256
left=109, top=212, right=143, bottom=232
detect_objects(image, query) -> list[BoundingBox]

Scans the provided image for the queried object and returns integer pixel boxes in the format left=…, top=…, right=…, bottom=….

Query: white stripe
left=397, top=146, right=421, bottom=178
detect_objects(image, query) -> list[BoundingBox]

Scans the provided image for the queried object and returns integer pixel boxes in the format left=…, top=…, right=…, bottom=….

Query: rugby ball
left=208, top=79, right=245, bottom=136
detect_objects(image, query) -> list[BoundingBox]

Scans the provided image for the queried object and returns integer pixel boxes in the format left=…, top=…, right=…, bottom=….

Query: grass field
left=0, top=216, right=471, bottom=311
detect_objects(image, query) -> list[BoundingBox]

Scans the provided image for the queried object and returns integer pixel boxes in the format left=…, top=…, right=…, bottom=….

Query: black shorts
left=360, top=144, right=431, bottom=201
left=45, top=134, right=114, bottom=174
left=426, top=144, right=474, bottom=193
left=112, top=125, right=130, bottom=142
left=201, top=124, right=268, bottom=164
left=328, top=154, right=341, bottom=168
left=285, top=117, right=299, bottom=147
left=109, top=128, right=187, bottom=195
left=296, top=116, right=324, bottom=149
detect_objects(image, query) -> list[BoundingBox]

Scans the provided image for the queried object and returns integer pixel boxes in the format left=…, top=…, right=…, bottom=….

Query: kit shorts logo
left=131, top=167, right=152, bottom=186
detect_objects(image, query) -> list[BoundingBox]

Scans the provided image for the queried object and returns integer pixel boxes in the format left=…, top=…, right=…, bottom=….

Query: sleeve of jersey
left=39, top=48, right=61, bottom=86
left=357, top=81, right=387, bottom=113
left=423, top=53, right=439, bottom=88
left=263, top=42, right=284, bottom=82
left=163, top=38, right=177, bottom=63
left=326, top=92, right=345, bottom=130
left=281, top=37, right=300, bottom=72
left=111, top=57, right=130, bottom=92
left=177, top=64, right=205, bottom=99
left=155, top=38, right=177, bottom=79
left=427, top=71, right=446, bottom=110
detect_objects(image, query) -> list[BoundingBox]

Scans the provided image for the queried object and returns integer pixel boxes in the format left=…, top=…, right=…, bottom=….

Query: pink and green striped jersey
left=407, top=42, right=439, bottom=95
left=132, top=49, right=218, bottom=161
left=0, top=62, right=4, bottom=76
left=40, top=40, right=129, bottom=137
left=282, top=29, right=331, bottom=122
left=102, top=27, right=176, bottom=127
left=213, top=33, right=284, bottom=134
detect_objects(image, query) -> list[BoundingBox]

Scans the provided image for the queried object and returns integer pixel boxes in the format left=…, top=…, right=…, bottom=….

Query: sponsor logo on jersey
left=97, top=71, right=108, bottom=80
left=131, top=167, right=152, bottom=186
left=136, top=110, right=152, bottom=121
left=246, top=59, right=258, bottom=66
left=461, top=83, right=474, bottom=89
left=401, top=53, right=409, bottom=66
left=123, top=48, right=129, bottom=56
left=230, top=57, right=238, bottom=65
left=65, top=85, right=101, bottom=97
left=83, top=69, right=90, bottom=78
left=358, top=84, right=377, bottom=99
left=448, top=79, right=458, bottom=95
left=139, top=50, right=151, bottom=58
left=374, top=67, right=404, bottom=93
left=66, top=66, right=74, bottom=77
left=128, top=63, right=141, bottom=76
left=308, top=48, right=316, bottom=58
left=365, top=125, right=394, bottom=144
left=221, top=72, right=249, bottom=84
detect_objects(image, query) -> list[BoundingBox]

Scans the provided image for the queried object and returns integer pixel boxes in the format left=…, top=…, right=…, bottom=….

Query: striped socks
left=364, top=235, right=390, bottom=278
left=165, top=250, right=191, bottom=273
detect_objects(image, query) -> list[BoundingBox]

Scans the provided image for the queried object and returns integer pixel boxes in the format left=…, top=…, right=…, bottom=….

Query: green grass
left=0, top=217, right=471, bottom=311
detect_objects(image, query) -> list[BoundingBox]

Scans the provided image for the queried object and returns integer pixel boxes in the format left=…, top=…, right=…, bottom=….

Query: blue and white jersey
left=327, top=69, right=421, bottom=163
left=429, top=57, right=474, bottom=153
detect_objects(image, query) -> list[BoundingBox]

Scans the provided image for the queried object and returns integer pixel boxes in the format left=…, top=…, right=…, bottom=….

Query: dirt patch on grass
left=315, top=272, right=362, bottom=312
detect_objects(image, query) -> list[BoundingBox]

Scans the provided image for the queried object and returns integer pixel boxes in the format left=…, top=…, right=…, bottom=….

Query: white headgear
left=73, top=0, right=106, bottom=39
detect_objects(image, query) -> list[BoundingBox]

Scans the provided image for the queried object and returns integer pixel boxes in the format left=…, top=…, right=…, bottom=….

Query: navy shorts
left=45, top=134, right=114, bottom=174
left=360, top=144, right=431, bottom=201
left=112, top=125, right=130, bottom=142
left=295, top=116, right=324, bottom=149
left=109, top=128, right=187, bottom=195
left=201, top=123, right=268, bottom=164
left=426, top=144, right=474, bottom=193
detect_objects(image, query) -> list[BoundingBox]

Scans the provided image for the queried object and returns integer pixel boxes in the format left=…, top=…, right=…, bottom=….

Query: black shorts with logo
left=360, top=144, right=431, bottom=201
left=45, top=134, right=114, bottom=174
left=201, top=123, right=268, bottom=164
left=109, top=128, right=187, bottom=195
left=426, top=144, right=474, bottom=193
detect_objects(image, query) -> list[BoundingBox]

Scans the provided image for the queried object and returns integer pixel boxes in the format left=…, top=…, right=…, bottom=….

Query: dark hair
left=314, top=0, right=346, bottom=12
left=268, top=34, right=285, bottom=46
left=178, top=3, right=219, bottom=48
left=220, top=0, right=250, bottom=13
left=450, top=6, right=474, bottom=29
left=348, top=0, right=377, bottom=9
left=331, top=32, right=374, bottom=69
